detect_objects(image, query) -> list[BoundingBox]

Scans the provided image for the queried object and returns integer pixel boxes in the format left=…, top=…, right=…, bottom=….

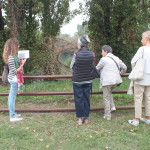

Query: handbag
left=2, top=64, right=9, bottom=84
left=128, top=48, right=145, bottom=81
left=91, top=65, right=100, bottom=79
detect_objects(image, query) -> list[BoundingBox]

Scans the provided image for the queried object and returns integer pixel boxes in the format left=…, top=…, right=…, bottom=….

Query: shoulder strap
left=107, top=56, right=120, bottom=71
left=142, top=47, right=144, bottom=58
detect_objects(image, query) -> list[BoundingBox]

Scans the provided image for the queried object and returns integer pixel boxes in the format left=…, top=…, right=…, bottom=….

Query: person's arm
left=17, top=59, right=26, bottom=72
left=96, top=58, right=105, bottom=71
left=70, top=54, right=76, bottom=69
left=119, top=59, right=127, bottom=74
left=8, top=56, right=17, bottom=74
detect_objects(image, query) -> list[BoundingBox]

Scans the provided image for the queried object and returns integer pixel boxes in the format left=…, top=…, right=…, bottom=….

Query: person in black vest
left=70, top=35, right=95, bottom=125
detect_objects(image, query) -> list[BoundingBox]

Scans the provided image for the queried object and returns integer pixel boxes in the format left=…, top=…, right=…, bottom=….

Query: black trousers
left=73, top=82, right=92, bottom=118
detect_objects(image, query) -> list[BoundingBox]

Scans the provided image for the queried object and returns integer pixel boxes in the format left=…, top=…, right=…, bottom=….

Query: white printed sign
left=18, top=50, right=30, bottom=58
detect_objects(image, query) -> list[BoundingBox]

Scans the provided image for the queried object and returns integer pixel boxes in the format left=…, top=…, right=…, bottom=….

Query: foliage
left=74, top=24, right=89, bottom=37
left=83, top=0, right=150, bottom=70
left=1, top=0, right=41, bottom=73
left=0, top=0, right=75, bottom=75
left=40, top=0, right=72, bottom=36
left=1, top=0, right=150, bottom=74
left=39, top=37, right=61, bottom=75
left=59, top=33, right=71, bottom=38
left=0, top=29, right=11, bottom=73
left=64, top=57, right=72, bottom=67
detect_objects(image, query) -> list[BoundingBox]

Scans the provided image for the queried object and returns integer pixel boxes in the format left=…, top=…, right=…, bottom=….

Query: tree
left=59, top=33, right=71, bottom=38
left=84, top=0, right=150, bottom=69
left=0, top=0, right=82, bottom=75
left=74, top=24, right=88, bottom=37
left=40, top=0, right=74, bottom=37
left=0, top=6, right=4, bottom=30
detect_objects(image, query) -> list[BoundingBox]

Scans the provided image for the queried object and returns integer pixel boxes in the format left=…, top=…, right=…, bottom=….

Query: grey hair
left=77, top=34, right=90, bottom=47
left=101, top=45, right=112, bottom=53
left=142, top=30, right=150, bottom=42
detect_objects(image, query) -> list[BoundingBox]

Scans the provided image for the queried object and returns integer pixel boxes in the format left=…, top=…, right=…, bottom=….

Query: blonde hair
left=142, top=30, right=150, bottom=42
left=3, top=38, right=19, bottom=63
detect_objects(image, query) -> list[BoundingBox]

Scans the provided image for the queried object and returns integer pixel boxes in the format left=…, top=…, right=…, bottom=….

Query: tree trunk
left=8, top=0, right=23, bottom=37
left=0, top=6, right=4, bottom=30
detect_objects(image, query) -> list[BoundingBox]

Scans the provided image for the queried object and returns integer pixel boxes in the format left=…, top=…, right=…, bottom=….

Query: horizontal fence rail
left=0, top=73, right=132, bottom=112
left=0, top=106, right=145, bottom=113
left=0, top=90, right=128, bottom=96
left=0, top=73, right=129, bottom=80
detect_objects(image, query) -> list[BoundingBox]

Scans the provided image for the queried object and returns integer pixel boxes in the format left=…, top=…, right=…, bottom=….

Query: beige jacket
left=96, top=53, right=127, bottom=87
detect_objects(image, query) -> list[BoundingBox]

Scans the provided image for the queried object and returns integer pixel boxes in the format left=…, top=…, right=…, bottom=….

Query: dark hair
left=101, top=45, right=112, bottom=53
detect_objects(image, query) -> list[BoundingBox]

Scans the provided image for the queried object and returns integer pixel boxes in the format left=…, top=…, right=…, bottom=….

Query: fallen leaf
left=39, top=139, right=44, bottom=142
left=46, top=145, right=49, bottom=148
left=48, top=131, right=52, bottom=134
left=105, top=146, right=110, bottom=149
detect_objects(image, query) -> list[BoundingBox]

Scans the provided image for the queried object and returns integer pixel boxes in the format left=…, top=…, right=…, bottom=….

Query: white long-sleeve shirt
left=131, top=46, right=150, bottom=86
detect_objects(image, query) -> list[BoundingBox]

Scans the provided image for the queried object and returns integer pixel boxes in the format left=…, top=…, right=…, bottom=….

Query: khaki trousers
left=102, top=85, right=116, bottom=118
left=134, top=84, right=150, bottom=118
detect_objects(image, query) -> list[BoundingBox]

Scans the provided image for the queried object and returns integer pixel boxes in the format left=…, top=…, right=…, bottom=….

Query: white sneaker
left=103, top=116, right=111, bottom=120
left=140, top=118, right=150, bottom=124
left=128, top=119, right=139, bottom=126
left=10, top=117, right=23, bottom=122
left=111, top=107, right=116, bottom=112
left=15, top=114, right=21, bottom=118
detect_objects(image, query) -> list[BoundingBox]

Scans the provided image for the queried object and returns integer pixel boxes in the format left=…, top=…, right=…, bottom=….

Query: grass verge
left=1, top=77, right=148, bottom=150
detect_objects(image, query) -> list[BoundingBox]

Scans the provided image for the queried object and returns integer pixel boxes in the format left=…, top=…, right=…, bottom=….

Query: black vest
left=72, top=48, right=94, bottom=82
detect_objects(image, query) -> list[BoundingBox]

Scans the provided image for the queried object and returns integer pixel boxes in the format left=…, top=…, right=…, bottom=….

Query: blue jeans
left=8, top=81, right=18, bottom=118
left=73, top=83, right=92, bottom=118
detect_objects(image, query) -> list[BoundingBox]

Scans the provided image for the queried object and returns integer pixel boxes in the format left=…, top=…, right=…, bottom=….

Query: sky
left=60, top=0, right=85, bottom=36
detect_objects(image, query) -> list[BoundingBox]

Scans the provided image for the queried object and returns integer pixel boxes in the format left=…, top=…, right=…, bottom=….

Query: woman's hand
left=17, top=59, right=27, bottom=72
left=21, top=59, right=27, bottom=65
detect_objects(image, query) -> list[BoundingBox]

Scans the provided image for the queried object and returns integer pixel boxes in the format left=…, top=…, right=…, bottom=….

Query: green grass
left=0, top=78, right=133, bottom=107
left=0, top=111, right=150, bottom=150
left=1, top=77, right=149, bottom=150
